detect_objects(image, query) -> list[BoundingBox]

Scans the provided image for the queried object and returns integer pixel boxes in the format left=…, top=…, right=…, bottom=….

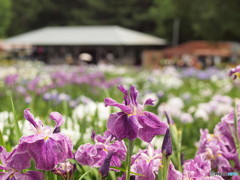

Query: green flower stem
left=158, top=154, right=171, bottom=180
left=162, top=156, right=171, bottom=180
left=98, top=174, right=102, bottom=180
left=126, top=139, right=134, bottom=180
left=158, top=163, right=163, bottom=180
left=177, top=130, right=182, bottom=172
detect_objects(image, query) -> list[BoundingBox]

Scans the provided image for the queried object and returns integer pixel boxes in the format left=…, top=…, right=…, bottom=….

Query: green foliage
left=0, top=0, right=11, bottom=37
left=6, top=0, right=156, bottom=37
left=151, top=0, right=240, bottom=41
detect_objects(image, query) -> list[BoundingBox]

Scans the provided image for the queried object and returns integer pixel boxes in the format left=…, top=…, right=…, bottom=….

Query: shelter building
left=5, top=26, right=166, bottom=65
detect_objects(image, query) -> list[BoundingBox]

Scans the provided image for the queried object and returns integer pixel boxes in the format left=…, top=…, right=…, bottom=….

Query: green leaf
left=109, top=166, right=145, bottom=177
left=0, top=129, right=6, bottom=147
left=79, top=169, right=93, bottom=180
left=10, top=94, right=21, bottom=140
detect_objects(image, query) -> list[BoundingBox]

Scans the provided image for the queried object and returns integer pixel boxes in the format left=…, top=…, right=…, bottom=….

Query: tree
left=0, top=0, right=11, bottom=37
left=190, top=0, right=240, bottom=41
left=7, top=0, right=157, bottom=37
left=151, top=0, right=240, bottom=42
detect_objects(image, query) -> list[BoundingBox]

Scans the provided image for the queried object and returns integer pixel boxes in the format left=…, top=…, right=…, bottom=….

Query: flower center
left=9, top=173, right=15, bottom=178
left=44, top=136, right=49, bottom=141
left=234, top=72, right=240, bottom=78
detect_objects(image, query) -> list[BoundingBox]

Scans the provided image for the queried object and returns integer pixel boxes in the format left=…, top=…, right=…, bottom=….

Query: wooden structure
left=5, top=26, right=166, bottom=65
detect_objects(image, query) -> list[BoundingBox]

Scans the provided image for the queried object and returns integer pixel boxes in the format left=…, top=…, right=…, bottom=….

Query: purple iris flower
left=75, top=131, right=126, bottom=168
left=229, top=65, right=240, bottom=79
left=4, top=74, right=18, bottom=86
left=213, top=107, right=240, bottom=170
left=197, top=129, right=233, bottom=173
left=120, top=145, right=182, bottom=180
left=19, top=109, right=73, bottom=170
left=183, top=153, right=224, bottom=180
left=183, top=154, right=211, bottom=179
left=27, top=77, right=40, bottom=91
left=0, top=146, right=44, bottom=180
left=104, top=85, right=168, bottom=142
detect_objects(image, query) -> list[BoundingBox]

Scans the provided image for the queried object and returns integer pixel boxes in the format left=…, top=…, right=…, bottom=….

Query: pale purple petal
left=130, top=85, right=138, bottom=106
left=128, top=116, right=141, bottom=141
left=0, top=145, right=33, bottom=178
left=14, top=171, right=44, bottom=180
left=0, top=146, right=9, bottom=167
left=217, top=155, right=233, bottom=173
left=0, top=165, right=8, bottom=171
left=27, top=137, right=70, bottom=170
left=0, top=146, right=4, bottom=153
left=144, top=98, right=155, bottom=106
left=107, top=112, right=125, bottom=137
left=24, top=108, right=38, bottom=129
left=104, top=98, right=133, bottom=114
left=138, top=112, right=163, bottom=128
left=138, top=125, right=167, bottom=143
left=50, top=112, right=64, bottom=128
left=75, top=143, right=106, bottom=167
left=183, top=154, right=211, bottom=179
left=197, top=129, right=209, bottom=154
left=118, top=85, right=130, bottom=105
left=112, top=114, right=139, bottom=141
left=4, top=143, right=31, bottom=171
left=168, top=163, right=183, bottom=180
left=138, top=116, right=168, bottom=143
left=229, top=65, right=240, bottom=79
left=75, top=144, right=96, bottom=166
left=107, top=112, right=140, bottom=141
left=111, top=113, right=130, bottom=140
left=50, top=133, right=73, bottom=159
left=20, top=134, right=48, bottom=144
left=0, top=171, right=12, bottom=180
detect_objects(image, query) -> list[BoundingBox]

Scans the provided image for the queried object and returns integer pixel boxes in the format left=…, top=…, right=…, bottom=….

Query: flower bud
left=162, top=129, right=172, bottom=157
left=99, top=151, right=113, bottom=178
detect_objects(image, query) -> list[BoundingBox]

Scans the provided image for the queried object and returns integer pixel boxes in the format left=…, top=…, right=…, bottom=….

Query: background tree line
left=1, top=0, right=240, bottom=43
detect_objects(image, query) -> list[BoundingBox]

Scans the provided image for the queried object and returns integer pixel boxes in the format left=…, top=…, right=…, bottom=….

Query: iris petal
left=50, top=112, right=64, bottom=133
left=144, top=98, right=155, bottom=106
left=24, top=109, right=39, bottom=129
left=118, top=85, right=130, bottom=105
left=104, top=98, right=133, bottom=114
left=130, top=85, right=138, bottom=106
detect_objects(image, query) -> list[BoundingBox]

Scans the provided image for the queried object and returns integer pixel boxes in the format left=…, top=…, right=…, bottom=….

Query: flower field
left=0, top=61, right=240, bottom=179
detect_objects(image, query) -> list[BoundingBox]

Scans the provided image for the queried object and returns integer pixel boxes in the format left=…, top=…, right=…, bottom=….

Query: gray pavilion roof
left=5, top=26, right=166, bottom=46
